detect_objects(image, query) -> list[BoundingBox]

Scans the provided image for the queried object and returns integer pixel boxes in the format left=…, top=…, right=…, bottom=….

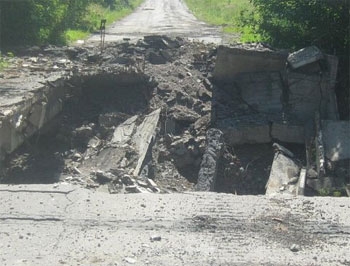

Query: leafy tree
left=0, top=0, right=92, bottom=45
left=248, top=0, right=349, bottom=55
left=0, top=0, right=135, bottom=46
left=243, top=0, right=349, bottom=118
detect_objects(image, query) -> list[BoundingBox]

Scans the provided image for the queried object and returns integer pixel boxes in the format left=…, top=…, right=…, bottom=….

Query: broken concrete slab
left=287, top=72, right=330, bottom=122
left=195, top=128, right=224, bottom=191
left=271, top=122, right=304, bottom=144
left=0, top=77, right=65, bottom=157
left=237, top=72, right=283, bottom=114
left=265, top=152, right=300, bottom=196
left=132, top=108, right=161, bottom=176
left=112, top=115, right=138, bottom=144
left=322, top=120, right=350, bottom=161
left=325, top=54, right=339, bottom=89
left=219, top=115, right=271, bottom=145
left=99, top=112, right=131, bottom=128
left=287, top=46, right=324, bottom=69
left=213, top=45, right=288, bottom=83
left=79, top=110, right=160, bottom=177
left=297, top=168, right=306, bottom=196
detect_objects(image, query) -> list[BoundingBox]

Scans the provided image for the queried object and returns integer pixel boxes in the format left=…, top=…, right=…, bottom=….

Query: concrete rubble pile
left=0, top=37, right=348, bottom=196
left=213, top=45, right=348, bottom=196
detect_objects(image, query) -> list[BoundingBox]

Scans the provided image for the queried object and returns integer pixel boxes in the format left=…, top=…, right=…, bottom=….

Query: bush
left=242, top=0, right=349, bottom=119
left=247, top=0, right=349, bottom=55
left=0, top=0, right=92, bottom=46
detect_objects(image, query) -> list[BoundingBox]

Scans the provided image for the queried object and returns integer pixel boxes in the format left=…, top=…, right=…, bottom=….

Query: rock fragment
left=195, top=128, right=224, bottom=191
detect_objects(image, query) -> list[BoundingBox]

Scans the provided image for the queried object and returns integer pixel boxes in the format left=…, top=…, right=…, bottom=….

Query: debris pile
left=0, top=37, right=348, bottom=196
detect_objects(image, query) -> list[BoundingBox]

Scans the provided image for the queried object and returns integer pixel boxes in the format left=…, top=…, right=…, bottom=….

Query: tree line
left=0, top=0, right=131, bottom=46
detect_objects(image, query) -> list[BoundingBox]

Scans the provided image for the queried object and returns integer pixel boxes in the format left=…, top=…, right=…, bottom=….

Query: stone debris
left=124, top=257, right=137, bottom=264
left=297, top=168, right=307, bottom=196
left=290, top=244, right=301, bottom=252
left=195, top=129, right=224, bottom=191
left=287, top=46, right=323, bottom=69
left=272, top=143, right=295, bottom=158
left=0, top=36, right=346, bottom=197
left=265, top=144, right=300, bottom=196
left=150, top=235, right=162, bottom=242
left=132, top=108, right=161, bottom=176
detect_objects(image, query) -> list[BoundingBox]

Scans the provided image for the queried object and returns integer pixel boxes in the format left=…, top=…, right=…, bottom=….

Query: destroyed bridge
left=0, top=36, right=349, bottom=265
left=0, top=38, right=348, bottom=196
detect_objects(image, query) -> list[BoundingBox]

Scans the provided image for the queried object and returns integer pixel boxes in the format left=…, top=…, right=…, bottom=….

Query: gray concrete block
left=213, top=46, right=287, bottom=83
left=238, top=72, right=283, bottom=113
left=325, top=54, right=338, bottom=89
left=195, top=128, right=224, bottom=191
left=132, top=108, right=161, bottom=176
left=287, top=46, right=324, bottom=69
left=271, top=122, right=304, bottom=144
left=288, top=72, right=329, bottom=122
left=265, top=153, right=300, bottom=196
left=112, top=115, right=138, bottom=144
left=322, top=120, right=350, bottom=161
left=297, top=168, right=306, bottom=196
left=223, top=124, right=271, bottom=145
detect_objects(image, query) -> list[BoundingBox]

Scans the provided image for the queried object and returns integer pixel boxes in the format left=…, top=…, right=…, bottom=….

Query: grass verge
left=0, top=54, right=9, bottom=72
left=64, top=0, right=143, bottom=43
left=183, top=0, right=260, bottom=42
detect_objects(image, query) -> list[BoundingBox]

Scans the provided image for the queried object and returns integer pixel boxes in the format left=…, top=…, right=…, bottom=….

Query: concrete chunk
left=265, top=153, right=300, bottom=196
left=287, top=46, right=324, bottom=69
left=271, top=122, right=304, bottom=144
left=297, top=168, right=306, bottom=196
left=112, top=115, right=138, bottom=144
left=238, top=72, right=283, bottom=113
left=223, top=123, right=271, bottom=145
left=213, top=46, right=287, bottom=82
left=195, top=128, right=224, bottom=191
left=132, top=109, right=161, bottom=176
left=322, top=120, right=350, bottom=161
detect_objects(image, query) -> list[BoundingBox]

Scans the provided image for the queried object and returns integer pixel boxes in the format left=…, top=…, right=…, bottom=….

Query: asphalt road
left=1, top=184, right=350, bottom=266
left=88, top=0, right=223, bottom=43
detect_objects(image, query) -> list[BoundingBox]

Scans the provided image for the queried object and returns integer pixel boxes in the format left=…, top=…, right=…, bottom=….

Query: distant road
left=88, top=0, right=222, bottom=43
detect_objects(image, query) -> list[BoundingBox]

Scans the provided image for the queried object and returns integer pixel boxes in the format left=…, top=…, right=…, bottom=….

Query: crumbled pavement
left=0, top=36, right=258, bottom=194
left=1, top=36, right=350, bottom=265
left=0, top=37, right=348, bottom=196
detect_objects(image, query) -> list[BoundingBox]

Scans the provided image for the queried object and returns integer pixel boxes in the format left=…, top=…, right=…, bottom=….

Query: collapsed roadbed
left=0, top=37, right=349, bottom=196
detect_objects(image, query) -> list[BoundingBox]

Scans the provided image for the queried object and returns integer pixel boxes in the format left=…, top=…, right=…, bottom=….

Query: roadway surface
left=88, top=0, right=223, bottom=43
left=1, top=184, right=350, bottom=266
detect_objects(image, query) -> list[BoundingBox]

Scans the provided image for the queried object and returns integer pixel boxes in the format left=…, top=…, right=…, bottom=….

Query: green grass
left=0, top=53, right=11, bottom=71
left=64, top=0, right=143, bottom=43
left=0, top=57, right=7, bottom=71
left=64, top=30, right=90, bottom=43
left=184, top=0, right=260, bottom=42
